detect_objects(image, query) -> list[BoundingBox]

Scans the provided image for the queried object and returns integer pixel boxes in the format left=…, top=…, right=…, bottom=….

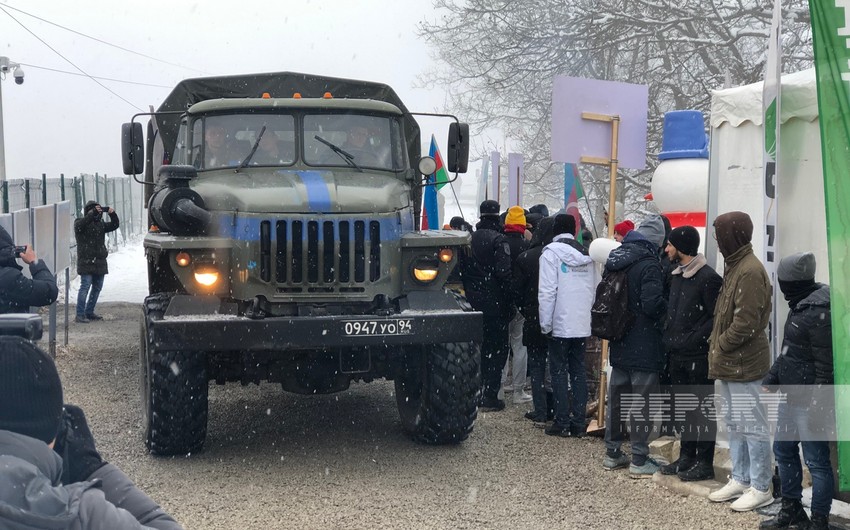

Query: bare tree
left=418, top=0, right=812, bottom=226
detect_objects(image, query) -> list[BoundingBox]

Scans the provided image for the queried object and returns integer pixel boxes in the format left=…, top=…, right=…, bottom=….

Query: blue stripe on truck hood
left=298, top=170, right=332, bottom=212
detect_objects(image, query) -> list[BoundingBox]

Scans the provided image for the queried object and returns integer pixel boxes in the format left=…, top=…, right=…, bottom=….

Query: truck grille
left=259, top=218, right=381, bottom=286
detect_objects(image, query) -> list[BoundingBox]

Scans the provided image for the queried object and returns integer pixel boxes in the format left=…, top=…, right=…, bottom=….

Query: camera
left=13, top=66, right=24, bottom=85
left=0, top=314, right=43, bottom=341
left=13, top=245, right=26, bottom=257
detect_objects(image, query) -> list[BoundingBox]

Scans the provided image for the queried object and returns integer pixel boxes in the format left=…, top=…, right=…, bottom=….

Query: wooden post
left=579, top=111, right=621, bottom=435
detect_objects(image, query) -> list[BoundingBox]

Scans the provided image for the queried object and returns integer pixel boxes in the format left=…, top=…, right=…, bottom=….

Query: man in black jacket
left=74, top=201, right=119, bottom=323
left=658, top=226, right=721, bottom=481
left=0, top=336, right=183, bottom=529
left=512, top=216, right=555, bottom=422
left=760, top=252, right=833, bottom=530
left=602, top=215, right=667, bottom=478
left=0, top=226, right=58, bottom=314
left=462, top=200, right=513, bottom=411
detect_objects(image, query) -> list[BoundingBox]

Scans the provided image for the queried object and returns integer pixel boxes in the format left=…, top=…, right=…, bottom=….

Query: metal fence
left=0, top=174, right=146, bottom=355
left=1, top=173, right=145, bottom=250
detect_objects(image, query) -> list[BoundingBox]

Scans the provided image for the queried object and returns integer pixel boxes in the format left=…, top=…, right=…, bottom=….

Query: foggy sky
left=0, top=0, right=458, bottom=183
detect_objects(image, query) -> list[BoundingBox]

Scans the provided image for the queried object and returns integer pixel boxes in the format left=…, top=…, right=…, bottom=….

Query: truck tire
left=140, top=294, right=208, bottom=456
left=395, top=341, right=480, bottom=445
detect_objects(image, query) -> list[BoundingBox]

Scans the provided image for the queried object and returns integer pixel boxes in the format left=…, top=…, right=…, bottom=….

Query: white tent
left=708, top=68, right=827, bottom=284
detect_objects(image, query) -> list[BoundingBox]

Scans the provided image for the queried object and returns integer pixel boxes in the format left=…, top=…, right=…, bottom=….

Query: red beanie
left=614, top=220, right=634, bottom=237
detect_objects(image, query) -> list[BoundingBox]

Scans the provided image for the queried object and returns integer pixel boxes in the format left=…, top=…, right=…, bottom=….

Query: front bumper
left=149, top=310, right=483, bottom=352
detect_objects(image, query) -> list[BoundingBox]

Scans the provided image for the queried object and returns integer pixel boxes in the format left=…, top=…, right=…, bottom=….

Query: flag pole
left=579, top=111, right=620, bottom=435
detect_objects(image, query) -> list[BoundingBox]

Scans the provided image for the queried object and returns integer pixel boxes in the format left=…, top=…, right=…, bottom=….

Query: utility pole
left=0, top=56, right=26, bottom=182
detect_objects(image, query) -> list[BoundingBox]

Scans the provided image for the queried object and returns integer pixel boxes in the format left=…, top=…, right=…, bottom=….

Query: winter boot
left=660, top=455, right=695, bottom=476
left=809, top=513, right=829, bottom=530
left=677, top=461, right=714, bottom=482
left=758, top=498, right=809, bottom=529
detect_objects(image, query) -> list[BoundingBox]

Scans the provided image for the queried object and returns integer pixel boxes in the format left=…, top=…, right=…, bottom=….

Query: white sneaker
left=729, top=486, right=774, bottom=512
left=512, top=390, right=533, bottom=404
left=708, top=479, right=749, bottom=502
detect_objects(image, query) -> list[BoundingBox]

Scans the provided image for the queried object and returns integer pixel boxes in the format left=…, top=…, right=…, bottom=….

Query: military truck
left=120, top=72, right=482, bottom=456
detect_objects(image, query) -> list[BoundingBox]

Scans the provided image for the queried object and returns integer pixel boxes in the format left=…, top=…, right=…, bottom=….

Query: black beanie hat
left=667, top=225, right=700, bottom=256
left=479, top=199, right=500, bottom=217
left=0, top=337, right=63, bottom=443
left=84, top=200, right=98, bottom=214
left=552, top=214, right=576, bottom=236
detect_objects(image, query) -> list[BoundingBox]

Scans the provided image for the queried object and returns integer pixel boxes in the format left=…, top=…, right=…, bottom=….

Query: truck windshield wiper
left=314, top=135, right=363, bottom=172
left=239, top=125, right=266, bottom=169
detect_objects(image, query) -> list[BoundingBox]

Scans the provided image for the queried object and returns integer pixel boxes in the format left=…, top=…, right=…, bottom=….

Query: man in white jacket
left=538, top=214, right=599, bottom=437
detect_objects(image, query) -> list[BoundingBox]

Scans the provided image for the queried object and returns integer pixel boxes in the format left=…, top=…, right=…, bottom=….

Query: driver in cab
left=204, top=124, right=243, bottom=168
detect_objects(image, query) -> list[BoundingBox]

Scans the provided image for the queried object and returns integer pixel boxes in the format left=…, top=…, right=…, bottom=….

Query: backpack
left=591, top=268, right=635, bottom=341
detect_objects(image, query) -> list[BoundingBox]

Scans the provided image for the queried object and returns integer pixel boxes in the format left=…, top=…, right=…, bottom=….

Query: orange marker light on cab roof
left=293, top=92, right=302, bottom=99
left=261, top=92, right=271, bottom=99
left=323, top=92, right=333, bottom=99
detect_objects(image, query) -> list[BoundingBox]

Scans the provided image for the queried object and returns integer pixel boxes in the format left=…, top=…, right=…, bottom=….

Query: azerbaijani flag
left=422, top=135, right=448, bottom=229
left=430, top=134, right=449, bottom=190
left=564, top=163, right=584, bottom=242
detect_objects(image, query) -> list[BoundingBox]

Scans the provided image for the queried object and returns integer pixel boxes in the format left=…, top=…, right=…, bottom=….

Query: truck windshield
left=194, top=114, right=296, bottom=170
left=303, top=114, right=404, bottom=171
left=191, top=113, right=405, bottom=171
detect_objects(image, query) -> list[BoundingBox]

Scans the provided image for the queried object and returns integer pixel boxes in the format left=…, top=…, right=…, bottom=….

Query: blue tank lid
left=658, top=110, right=708, bottom=160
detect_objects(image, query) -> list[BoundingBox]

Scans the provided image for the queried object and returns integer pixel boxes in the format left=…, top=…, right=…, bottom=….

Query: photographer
left=74, top=201, right=119, bottom=323
left=0, top=334, right=183, bottom=529
left=0, top=225, right=58, bottom=314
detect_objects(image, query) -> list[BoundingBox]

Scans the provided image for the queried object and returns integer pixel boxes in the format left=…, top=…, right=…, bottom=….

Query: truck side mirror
left=447, top=122, right=469, bottom=174
left=122, top=122, right=144, bottom=175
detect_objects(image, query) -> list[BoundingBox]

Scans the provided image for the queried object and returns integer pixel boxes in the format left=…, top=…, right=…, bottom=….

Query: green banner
left=810, top=0, right=850, bottom=491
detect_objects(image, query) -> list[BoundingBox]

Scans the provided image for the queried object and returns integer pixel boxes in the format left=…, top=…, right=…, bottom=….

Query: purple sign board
left=551, top=76, right=649, bottom=170
left=507, top=153, right=524, bottom=207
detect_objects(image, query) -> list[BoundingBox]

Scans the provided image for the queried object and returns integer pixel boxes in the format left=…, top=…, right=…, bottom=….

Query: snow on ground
left=63, top=238, right=148, bottom=304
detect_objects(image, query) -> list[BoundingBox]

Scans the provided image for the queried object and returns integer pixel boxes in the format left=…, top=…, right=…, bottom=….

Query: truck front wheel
left=394, top=342, right=480, bottom=444
left=140, top=294, right=209, bottom=456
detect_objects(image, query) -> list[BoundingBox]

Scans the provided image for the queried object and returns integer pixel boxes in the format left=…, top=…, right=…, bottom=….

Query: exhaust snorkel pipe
left=149, top=165, right=210, bottom=236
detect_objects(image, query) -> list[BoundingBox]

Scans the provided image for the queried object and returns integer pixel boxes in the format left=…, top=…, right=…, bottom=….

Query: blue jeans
left=717, top=380, right=773, bottom=492
left=548, top=337, right=586, bottom=431
left=773, top=403, right=834, bottom=516
left=77, top=274, right=105, bottom=317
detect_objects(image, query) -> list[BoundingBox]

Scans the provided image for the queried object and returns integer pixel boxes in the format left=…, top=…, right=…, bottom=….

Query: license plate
left=342, top=319, right=413, bottom=336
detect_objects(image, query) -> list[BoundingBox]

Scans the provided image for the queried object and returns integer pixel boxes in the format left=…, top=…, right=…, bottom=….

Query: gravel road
left=53, top=301, right=761, bottom=530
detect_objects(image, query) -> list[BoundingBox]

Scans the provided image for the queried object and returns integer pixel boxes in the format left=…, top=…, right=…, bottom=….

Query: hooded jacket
left=707, top=212, right=771, bottom=381
left=0, top=227, right=58, bottom=314
left=74, top=202, right=119, bottom=276
left=605, top=231, right=667, bottom=372
left=0, top=430, right=182, bottom=530
left=538, top=233, right=598, bottom=339
left=461, top=216, right=513, bottom=318
left=763, top=284, right=832, bottom=388
left=663, top=254, right=722, bottom=360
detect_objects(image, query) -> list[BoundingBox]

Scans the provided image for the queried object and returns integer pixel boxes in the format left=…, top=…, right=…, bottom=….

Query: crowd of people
left=0, top=195, right=837, bottom=528
left=454, top=200, right=835, bottom=528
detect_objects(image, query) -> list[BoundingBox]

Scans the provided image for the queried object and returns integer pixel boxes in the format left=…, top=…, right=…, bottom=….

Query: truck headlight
left=411, top=258, right=440, bottom=283
left=194, top=267, right=219, bottom=286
